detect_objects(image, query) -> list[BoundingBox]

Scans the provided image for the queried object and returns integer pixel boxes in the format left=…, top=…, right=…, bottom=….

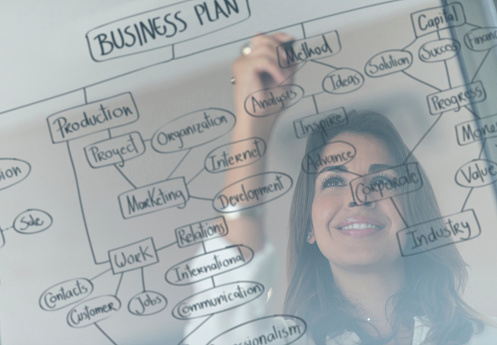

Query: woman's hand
left=232, top=32, right=296, bottom=136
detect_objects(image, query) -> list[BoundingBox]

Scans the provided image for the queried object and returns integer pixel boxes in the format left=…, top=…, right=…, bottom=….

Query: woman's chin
left=328, top=248, right=401, bottom=270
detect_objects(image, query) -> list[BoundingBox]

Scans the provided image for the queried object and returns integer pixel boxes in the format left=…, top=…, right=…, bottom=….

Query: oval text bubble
left=13, top=209, right=53, bottom=234
left=172, top=281, right=264, bottom=320
left=455, top=159, right=497, bottom=188
left=322, top=68, right=364, bottom=94
left=465, top=27, right=497, bottom=51
left=213, top=172, right=293, bottom=213
left=128, top=291, right=167, bottom=316
left=205, top=137, right=266, bottom=173
left=165, top=245, right=254, bottom=285
left=365, top=50, right=412, bottom=77
left=302, top=141, right=356, bottom=174
left=419, top=38, right=460, bottom=63
left=39, top=278, right=94, bottom=311
left=67, top=295, right=121, bottom=328
left=244, top=84, right=304, bottom=117
left=207, top=315, right=307, bottom=345
left=0, top=158, right=31, bottom=191
left=151, top=108, right=235, bottom=153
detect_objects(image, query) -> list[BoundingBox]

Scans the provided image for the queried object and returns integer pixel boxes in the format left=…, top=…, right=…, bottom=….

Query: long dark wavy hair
left=283, top=111, right=484, bottom=344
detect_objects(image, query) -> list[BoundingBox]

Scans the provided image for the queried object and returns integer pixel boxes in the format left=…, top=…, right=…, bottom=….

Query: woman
left=206, top=33, right=496, bottom=344
left=283, top=112, right=487, bottom=344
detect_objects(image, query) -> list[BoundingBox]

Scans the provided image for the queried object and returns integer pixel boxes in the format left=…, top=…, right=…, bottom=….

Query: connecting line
left=403, top=113, right=444, bottom=164
left=211, top=276, right=216, bottom=287
left=311, top=94, right=319, bottom=114
left=479, top=139, right=487, bottom=159
left=83, top=88, right=88, bottom=104
left=466, top=22, right=481, bottom=29
left=141, top=267, right=146, bottom=292
left=90, top=268, right=112, bottom=281
left=171, top=44, right=176, bottom=59
left=301, top=23, right=306, bottom=38
left=310, top=91, right=330, bottom=146
left=464, top=105, right=480, bottom=120
left=95, top=323, right=118, bottom=345
left=309, top=59, right=338, bottom=70
left=461, top=188, right=474, bottom=212
left=107, top=128, right=112, bottom=139
left=201, top=241, right=207, bottom=254
left=471, top=49, right=491, bottom=83
left=401, top=37, right=418, bottom=51
left=114, top=165, right=137, bottom=189
left=279, top=62, right=307, bottom=86
left=303, top=91, right=324, bottom=98
left=156, top=241, right=178, bottom=252
left=187, top=167, right=205, bottom=185
left=115, top=273, right=124, bottom=296
left=167, top=149, right=192, bottom=180
left=66, top=141, right=106, bottom=265
left=189, top=195, right=214, bottom=202
left=2, top=0, right=408, bottom=117
left=0, top=225, right=12, bottom=232
left=319, top=130, right=328, bottom=146
left=443, top=60, right=452, bottom=89
left=178, top=315, right=214, bottom=345
left=390, top=197, right=408, bottom=228
left=402, top=71, right=441, bottom=92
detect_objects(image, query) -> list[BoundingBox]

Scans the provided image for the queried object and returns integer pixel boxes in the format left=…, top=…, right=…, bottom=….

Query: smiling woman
left=284, top=111, right=491, bottom=344
left=310, top=132, right=406, bottom=267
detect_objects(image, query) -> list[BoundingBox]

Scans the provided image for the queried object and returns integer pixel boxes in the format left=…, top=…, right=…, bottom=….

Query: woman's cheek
left=312, top=193, right=341, bottom=231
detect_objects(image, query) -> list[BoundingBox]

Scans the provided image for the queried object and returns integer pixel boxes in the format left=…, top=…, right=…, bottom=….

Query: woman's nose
left=348, top=201, right=375, bottom=208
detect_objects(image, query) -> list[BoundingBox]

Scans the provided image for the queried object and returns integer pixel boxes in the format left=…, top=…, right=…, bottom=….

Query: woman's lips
left=335, top=217, right=385, bottom=237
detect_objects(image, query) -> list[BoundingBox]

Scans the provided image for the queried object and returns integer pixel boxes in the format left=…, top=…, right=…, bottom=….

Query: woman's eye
left=370, top=174, right=394, bottom=185
left=321, top=175, right=346, bottom=189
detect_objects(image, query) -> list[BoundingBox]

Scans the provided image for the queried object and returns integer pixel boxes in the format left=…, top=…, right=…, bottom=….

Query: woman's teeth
left=339, top=223, right=382, bottom=230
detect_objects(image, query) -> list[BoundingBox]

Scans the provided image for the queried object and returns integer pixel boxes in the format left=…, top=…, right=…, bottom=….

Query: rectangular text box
left=47, top=93, right=139, bottom=143
left=350, top=163, right=423, bottom=205
left=175, top=216, right=228, bottom=248
left=118, top=177, right=189, bottom=219
left=455, top=113, right=497, bottom=146
left=397, top=209, right=480, bottom=256
left=87, top=0, right=251, bottom=61
left=426, top=81, right=485, bottom=115
left=109, top=237, right=159, bottom=274
left=411, top=3, right=465, bottom=37
left=85, top=131, right=145, bottom=168
left=293, top=107, right=347, bottom=139
left=277, top=31, right=341, bottom=68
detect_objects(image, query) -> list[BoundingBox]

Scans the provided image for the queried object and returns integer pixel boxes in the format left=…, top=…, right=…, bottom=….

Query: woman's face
left=311, top=132, right=405, bottom=269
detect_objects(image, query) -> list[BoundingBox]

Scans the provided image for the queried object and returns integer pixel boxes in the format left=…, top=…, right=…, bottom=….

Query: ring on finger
left=241, top=43, right=253, bottom=55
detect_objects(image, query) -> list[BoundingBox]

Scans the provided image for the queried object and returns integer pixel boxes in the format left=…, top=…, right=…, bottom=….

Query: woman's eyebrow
left=316, top=165, right=362, bottom=177
left=316, top=164, right=393, bottom=177
left=368, top=163, right=394, bottom=173
left=317, top=165, right=348, bottom=176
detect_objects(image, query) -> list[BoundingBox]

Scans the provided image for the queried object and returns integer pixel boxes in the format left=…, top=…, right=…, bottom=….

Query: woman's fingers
left=249, top=33, right=295, bottom=84
left=232, top=33, right=295, bottom=88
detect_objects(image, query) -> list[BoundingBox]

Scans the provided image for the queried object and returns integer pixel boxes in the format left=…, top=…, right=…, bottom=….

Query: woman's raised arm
left=222, top=33, right=295, bottom=251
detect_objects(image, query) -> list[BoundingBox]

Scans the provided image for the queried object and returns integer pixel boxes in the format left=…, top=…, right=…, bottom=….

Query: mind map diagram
left=1, top=1, right=497, bottom=344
